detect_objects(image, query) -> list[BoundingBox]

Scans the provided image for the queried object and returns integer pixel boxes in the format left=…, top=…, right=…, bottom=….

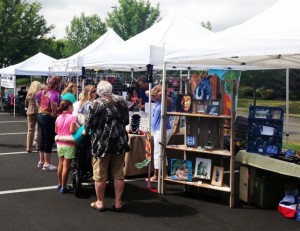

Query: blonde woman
left=74, top=84, right=97, bottom=117
left=25, top=81, right=42, bottom=153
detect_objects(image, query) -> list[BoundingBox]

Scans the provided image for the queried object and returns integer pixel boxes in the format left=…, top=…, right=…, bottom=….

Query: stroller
left=72, top=135, right=93, bottom=197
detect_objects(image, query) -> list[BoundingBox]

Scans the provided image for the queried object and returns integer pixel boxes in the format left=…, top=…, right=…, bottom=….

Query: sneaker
left=59, top=187, right=69, bottom=194
left=57, top=184, right=62, bottom=191
left=32, top=142, right=36, bottom=147
left=42, top=164, right=57, bottom=171
left=37, top=161, right=44, bottom=169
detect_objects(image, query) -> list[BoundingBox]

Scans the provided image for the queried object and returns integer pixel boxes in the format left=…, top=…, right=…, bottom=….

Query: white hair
left=96, top=81, right=112, bottom=96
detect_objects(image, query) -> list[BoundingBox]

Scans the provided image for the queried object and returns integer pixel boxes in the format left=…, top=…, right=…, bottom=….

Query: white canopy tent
left=162, top=0, right=300, bottom=156
left=165, top=0, right=300, bottom=69
left=0, top=52, right=62, bottom=116
left=52, top=28, right=125, bottom=71
left=0, top=52, right=59, bottom=76
left=83, top=12, right=214, bottom=71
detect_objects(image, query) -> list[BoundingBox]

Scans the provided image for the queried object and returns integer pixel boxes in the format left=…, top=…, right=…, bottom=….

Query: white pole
left=158, top=62, right=167, bottom=194
left=285, top=68, right=289, bottom=146
left=13, top=75, right=16, bottom=117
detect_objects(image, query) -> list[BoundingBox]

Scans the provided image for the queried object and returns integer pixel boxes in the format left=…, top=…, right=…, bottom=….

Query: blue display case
left=247, top=106, right=284, bottom=155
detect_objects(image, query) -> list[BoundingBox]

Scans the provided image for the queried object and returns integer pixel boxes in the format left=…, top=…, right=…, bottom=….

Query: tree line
left=0, top=0, right=160, bottom=67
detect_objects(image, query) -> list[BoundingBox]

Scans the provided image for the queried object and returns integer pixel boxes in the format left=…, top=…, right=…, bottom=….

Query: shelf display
left=161, top=78, right=237, bottom=208
left=247, top=106, right=284, bottom=155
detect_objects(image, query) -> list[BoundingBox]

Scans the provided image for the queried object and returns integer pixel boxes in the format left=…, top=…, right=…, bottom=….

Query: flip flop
left=145, top=177, right=158, bottom=182
left=90, top=202, right=105, bottom=212
left=112, top=204, right=123, bottom=212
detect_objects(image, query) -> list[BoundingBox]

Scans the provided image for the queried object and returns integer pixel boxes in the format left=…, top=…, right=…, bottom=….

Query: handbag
left=77, top=102, right=88, bottom=125
left=77, top=113, right=86, bottom=125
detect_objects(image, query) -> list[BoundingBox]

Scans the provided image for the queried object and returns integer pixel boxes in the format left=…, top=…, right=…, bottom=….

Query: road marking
left=0, top=132, right=27, bottom=136
left=0, top=121, right=26, bottom=123
left=0, top=149, right=57, bottom=156
left=0, top=186, right=57, bottom=195
left=0, top=178, right=144, bottom=195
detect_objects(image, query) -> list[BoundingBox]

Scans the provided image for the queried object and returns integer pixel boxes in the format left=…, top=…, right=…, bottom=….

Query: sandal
left=145, top=177, right=158, bottom=182
left=90, top=202, right=105, bottom=212
left=112, top=204, right=123, bottom=212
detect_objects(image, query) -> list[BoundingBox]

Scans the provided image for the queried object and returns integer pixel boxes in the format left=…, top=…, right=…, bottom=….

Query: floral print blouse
left=85, top=93, right=130, bottom=158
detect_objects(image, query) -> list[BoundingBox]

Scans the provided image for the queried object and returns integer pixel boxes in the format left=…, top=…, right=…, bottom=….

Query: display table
left=235, top=150, right=300, bottom=178
left=124, top=134, right=150, bottom=176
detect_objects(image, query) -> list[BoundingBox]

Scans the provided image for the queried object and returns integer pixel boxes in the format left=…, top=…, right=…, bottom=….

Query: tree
left=64, top=12, right=107, bottom=57
left=0, top=0, right=54, bottom=67
left=201, top=21, right=212, bottom=30
left=106, top=0, right=160, bottom=40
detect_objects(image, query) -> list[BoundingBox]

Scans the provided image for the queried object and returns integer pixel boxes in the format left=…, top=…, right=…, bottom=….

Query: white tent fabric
left=0, top=52, right=59, bottom=76
left=83, top=12, right=214, bottom=70
left=53, top=28, right=125, bottom=70
left=164, top=0, right=300, bottom=69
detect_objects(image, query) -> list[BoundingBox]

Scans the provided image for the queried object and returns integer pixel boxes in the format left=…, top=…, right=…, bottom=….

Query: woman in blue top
left=148, top=85, right=173, bottom=182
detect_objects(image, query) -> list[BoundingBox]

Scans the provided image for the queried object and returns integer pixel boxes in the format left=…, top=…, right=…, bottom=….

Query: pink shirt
left=55, top=112, right=77, bottom=147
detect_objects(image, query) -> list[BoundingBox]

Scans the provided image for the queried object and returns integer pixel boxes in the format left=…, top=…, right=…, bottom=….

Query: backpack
left=40, top=90, right=52, bottom=114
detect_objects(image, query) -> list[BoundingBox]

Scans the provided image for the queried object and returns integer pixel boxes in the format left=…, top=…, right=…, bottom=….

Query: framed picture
left=194, top=158, right=212, bottom=180
left=176, top=94, right=193, bottom=113
left=186, top=136, right=196, bottom=147
left=170, top=159, right=192, bottom=181
left=195, top=100, right=208, bottom=114
left=211, top=166, right=224, bottom=187
left=191, top=74, right=218, bottom=101
left=207, top=105, right=220, bottom=115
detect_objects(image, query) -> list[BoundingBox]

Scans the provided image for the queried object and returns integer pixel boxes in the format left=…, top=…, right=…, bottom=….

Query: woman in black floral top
left=85, top=81, right=129, bottom=212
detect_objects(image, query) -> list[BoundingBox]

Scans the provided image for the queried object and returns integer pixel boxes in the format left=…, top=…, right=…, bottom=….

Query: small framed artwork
left=186, top=136, right=196, bottom=147
left=195, top=100, right=208, bottom=114
left=211, top=166, right=224, bottom=187
left=176, top=94, right=193, bottom=113
left=170, top=159, right=193, bottom=181
left=207, top=105, right=220, bottom=115
left=194, top=158, right=212, bottom=180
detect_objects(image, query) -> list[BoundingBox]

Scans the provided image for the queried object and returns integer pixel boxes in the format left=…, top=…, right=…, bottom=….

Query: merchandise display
left=247, top=106, right=284, bottom=155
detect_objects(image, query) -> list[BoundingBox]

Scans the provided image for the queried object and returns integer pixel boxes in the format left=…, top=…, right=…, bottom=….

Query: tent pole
left=285, top=68, right=289, bottom=146
left=0, top=75, right=3, bottom=111
left=158, top=62, right=167, bottom=194
left=13, top=75, right=16, bottom=117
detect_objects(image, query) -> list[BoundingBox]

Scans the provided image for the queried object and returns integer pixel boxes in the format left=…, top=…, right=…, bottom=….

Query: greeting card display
left=170, top=159, right=192, bottom=181
left=194, top=158, right=212, bottom=180
left=211, top=166, right=224, bottom=186
left=176, top=94, right=193, bottom=113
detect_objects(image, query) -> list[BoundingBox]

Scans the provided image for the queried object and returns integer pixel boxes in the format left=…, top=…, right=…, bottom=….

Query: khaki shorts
left=92, top=154, right=125, bottom=182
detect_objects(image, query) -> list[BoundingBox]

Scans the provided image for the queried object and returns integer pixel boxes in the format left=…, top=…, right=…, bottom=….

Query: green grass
left=283, top=141, right=300, bottom=150
left=238, top=99, right=300, bottom=117
left=238, top=98, right=300, bottom=149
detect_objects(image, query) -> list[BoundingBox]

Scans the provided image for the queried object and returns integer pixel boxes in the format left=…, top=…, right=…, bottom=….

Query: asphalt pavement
left=0, top=112, right=299, bottom=231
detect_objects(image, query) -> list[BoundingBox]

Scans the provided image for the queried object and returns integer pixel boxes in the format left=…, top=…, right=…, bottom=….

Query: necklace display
left=130, top=114, right=141, bottom=134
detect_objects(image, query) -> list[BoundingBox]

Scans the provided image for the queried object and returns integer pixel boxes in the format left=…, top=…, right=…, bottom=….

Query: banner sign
left=1, top=75, right=15, bottom=88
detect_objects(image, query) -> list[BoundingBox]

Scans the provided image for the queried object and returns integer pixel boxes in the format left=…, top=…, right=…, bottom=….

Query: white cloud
left=27, top=0, right=278, bottom=38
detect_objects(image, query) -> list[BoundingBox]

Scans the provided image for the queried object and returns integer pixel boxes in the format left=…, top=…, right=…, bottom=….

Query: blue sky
left=27, top=0, right=278, bottom=39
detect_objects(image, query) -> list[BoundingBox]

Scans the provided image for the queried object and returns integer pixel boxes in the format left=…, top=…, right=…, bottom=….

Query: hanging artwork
left=194, top=158, right=212, bottom=180
left=170, top=159, right=192, bottom=181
